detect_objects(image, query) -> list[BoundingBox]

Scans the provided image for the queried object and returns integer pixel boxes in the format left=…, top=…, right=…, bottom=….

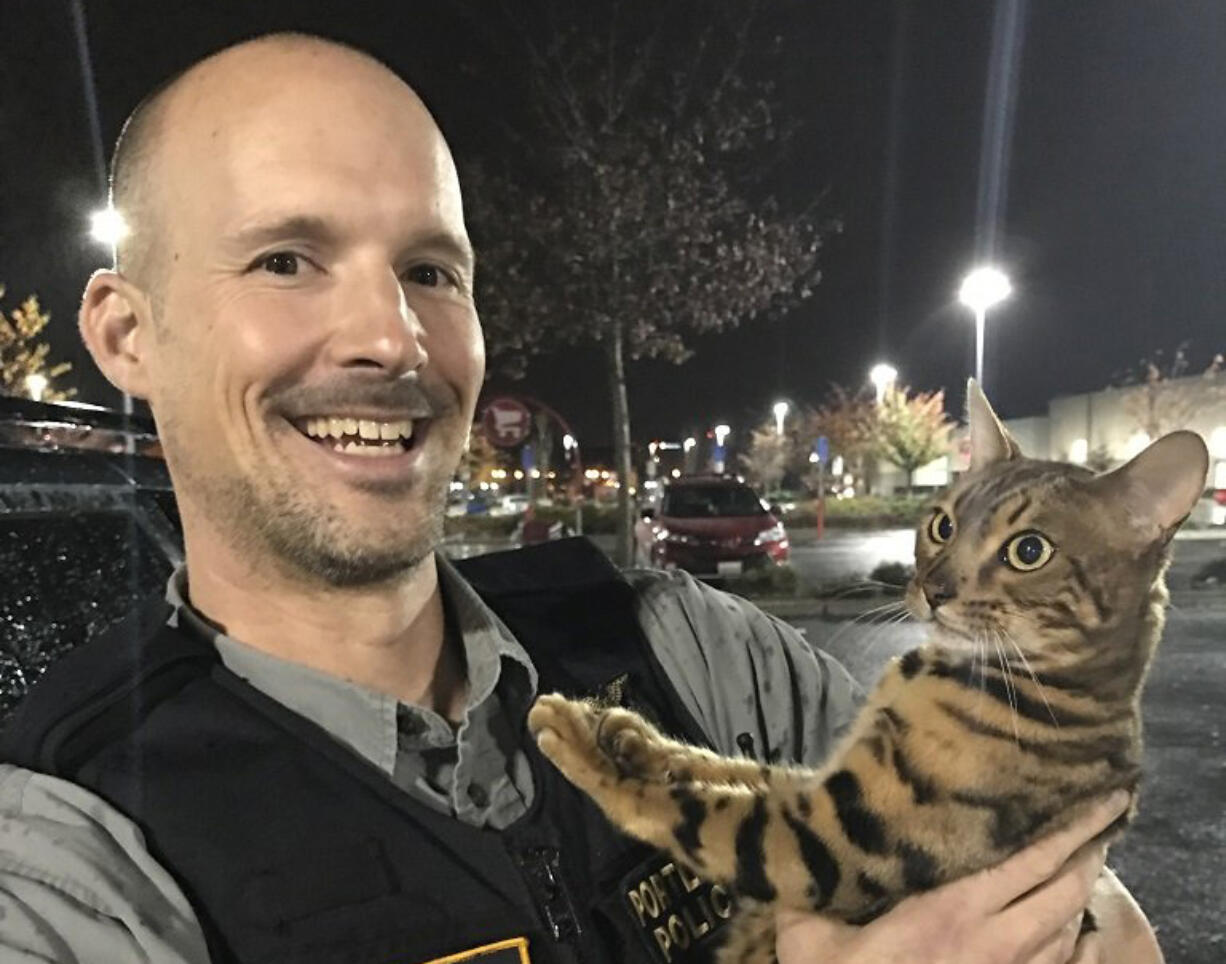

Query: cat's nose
left=923, top=582, right=957, bottom=609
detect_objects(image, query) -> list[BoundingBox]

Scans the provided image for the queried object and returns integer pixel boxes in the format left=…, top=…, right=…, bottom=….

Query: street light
left=772, top=400, right=789, bottom=436
left=869, top=363, right=898, bottom=404
left=958, top=266, right=1011, bottom=389
left=25, top=374, right=48, bottom=402
left=89, top=206, right=128, bottom=247
left=713, top=424, right=731, bottom=474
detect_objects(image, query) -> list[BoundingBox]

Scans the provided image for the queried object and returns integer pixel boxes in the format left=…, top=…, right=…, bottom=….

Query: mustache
left=272, top=375, right=457, bottom=420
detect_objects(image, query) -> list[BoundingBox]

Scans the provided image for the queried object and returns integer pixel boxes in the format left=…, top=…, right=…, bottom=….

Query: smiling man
left=0, top=33, right=1159, bottom=964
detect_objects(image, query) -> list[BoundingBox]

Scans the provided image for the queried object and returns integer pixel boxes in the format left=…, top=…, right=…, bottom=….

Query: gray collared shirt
left=0, top=557, right=860, bottom=963
left=168, top=557, right=539, bottom=829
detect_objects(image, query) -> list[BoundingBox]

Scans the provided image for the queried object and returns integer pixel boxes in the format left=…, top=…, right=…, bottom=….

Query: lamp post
left=958, top=267, right=1011, bottom=389
left=713, top=424, right=731, bottom=474
left=772, top=400, right=789, bottom=436
left=869, top=363, right=898, bottom=404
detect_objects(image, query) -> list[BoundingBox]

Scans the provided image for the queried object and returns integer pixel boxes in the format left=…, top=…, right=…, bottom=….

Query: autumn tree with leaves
left=803, top=386, right=878, bottom=493
left=0, top=285, right=76, bottom=402
left=738, top=419, right=793, bottom=495
left=872, top=386, right=955, bottom=490
left=461, top=0, right=832, bottom=564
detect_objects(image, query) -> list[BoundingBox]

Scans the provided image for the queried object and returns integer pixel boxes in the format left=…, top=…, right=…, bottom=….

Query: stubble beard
left=189, top=448, right=452, bottom=590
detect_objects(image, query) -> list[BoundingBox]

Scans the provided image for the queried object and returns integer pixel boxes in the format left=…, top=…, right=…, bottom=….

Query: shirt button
left=467, top=784, right=489, bottom=807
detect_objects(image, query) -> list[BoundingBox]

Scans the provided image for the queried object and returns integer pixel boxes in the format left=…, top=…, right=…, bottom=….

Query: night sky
left=3, top=1, right=1224, bottom=449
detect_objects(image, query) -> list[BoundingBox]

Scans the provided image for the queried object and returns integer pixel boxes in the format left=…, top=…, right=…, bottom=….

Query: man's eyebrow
left=409, top=230, right=476, bottom=273
left=224, top=215, right=340, bottom=250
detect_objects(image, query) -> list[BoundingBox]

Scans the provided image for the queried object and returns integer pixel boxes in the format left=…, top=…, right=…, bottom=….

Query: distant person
left=0, top=33, right=1158, bottom=964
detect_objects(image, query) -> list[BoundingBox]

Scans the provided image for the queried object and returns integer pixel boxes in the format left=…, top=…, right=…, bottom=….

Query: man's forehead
left=151, top=47, right=463, bottom=245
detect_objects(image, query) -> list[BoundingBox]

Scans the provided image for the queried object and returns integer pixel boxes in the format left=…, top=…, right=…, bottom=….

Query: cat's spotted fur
left=528, top=382, right=1207, bottom=963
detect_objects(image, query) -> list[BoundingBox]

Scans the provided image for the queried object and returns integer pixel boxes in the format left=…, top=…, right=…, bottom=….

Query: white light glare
left=714, top=424, right=731, bottom=446
left=869, top=364, right=898, bottom=390
left=1069, top=438, right=1088, bottom=465
left=958, top=267, right=1012, bottom=312
left=25, top=374, right=48, bottom=401
left=90, top=207, right=129, bottom=246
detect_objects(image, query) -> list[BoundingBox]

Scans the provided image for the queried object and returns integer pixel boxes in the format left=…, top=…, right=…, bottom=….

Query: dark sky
left=3, top=1, right=1224, bottom=448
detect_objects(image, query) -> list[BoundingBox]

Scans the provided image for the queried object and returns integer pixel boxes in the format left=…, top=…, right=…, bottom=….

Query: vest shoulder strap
left=2, top=595, right=214, bottom=775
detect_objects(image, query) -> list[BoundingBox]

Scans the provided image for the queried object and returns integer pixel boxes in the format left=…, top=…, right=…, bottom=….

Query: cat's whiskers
left=999, top=627, right=1059, bottom=729
left=989, top=630, right=1021, bottom=744
left=823, top=599, right=907, bottom=652
left=857, top=608, right=912, bottom=665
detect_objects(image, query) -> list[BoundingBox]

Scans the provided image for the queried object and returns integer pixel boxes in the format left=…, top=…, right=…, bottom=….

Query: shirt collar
left=165, top=555, right=538, bottom=775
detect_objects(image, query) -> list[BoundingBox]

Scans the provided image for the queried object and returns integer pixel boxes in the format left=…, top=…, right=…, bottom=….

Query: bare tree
left=1115, top=344, right=1226, bottom=439
left=461, top=0, right=832, bottom=564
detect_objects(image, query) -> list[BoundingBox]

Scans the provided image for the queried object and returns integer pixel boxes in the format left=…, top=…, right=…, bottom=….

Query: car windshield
left=662, top=485, right=767, bottom=519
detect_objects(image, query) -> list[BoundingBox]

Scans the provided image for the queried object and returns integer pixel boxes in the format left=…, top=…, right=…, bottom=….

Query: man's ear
left=78, top=270, right=155, bottom=400
left=967, top=378, right=1021, bottom=471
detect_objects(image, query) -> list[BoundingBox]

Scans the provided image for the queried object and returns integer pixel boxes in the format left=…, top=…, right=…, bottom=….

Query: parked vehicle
left=634, top=476, right=789, bottom=576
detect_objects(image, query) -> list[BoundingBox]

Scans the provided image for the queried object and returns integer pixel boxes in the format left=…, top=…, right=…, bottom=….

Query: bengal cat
left=528, top=381, right=1207, bottom=963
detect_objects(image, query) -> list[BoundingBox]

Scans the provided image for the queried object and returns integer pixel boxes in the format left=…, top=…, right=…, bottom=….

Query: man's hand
left=776, top=791, right=1146, bottom=964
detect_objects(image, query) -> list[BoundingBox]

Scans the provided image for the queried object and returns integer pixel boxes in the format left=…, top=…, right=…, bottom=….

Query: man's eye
left=259, top=252, right=301, bottom=276
left=405, top=264, right=449, bottom=288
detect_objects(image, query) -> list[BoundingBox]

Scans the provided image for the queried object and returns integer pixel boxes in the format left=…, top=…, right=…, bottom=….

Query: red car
left=635, top=477, right=789, bottom=576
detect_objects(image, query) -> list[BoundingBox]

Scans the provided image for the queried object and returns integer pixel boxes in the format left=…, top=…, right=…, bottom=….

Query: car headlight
left=754, top=523, right=786, bottom=546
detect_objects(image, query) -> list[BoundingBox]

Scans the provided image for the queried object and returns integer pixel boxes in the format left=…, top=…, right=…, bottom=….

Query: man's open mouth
left=291, top=416, right=420, bottom=458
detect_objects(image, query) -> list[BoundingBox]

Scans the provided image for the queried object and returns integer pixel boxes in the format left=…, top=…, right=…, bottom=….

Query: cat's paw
left=528, top=694, right=618, bottom=788
left=528, top=693, right=599, bottom=747
left=596, top=707, right=673, bottom=781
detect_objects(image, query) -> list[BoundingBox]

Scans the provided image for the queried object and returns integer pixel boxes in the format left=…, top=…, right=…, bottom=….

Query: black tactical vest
left=3, top=539, right=736, bottom=964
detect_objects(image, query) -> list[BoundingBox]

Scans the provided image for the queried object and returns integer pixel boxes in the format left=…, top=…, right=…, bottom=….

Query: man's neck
left=183, top=535, right=462, bottom=718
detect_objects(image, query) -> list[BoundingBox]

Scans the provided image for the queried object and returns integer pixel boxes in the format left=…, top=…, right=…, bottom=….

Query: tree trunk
left=605, top=327, right=635, bottom=567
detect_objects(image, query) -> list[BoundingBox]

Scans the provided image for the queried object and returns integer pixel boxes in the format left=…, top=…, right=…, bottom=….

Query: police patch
left=420, top=936, right=531, bottom=963
left=620, top=855, right=733, bottom=963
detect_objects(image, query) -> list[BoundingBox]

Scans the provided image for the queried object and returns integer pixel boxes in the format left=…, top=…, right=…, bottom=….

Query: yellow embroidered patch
left=420, top=937, right=531, bottom=964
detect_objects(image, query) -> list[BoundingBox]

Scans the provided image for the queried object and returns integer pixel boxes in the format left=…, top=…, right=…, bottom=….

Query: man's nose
left=333, top=267, right=428, bottom=376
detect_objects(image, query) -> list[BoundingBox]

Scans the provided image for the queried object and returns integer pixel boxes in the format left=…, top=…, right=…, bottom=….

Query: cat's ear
left=1094, top=431, right=1209, bottom=541
left=967, top=379, right=1021, bottom=470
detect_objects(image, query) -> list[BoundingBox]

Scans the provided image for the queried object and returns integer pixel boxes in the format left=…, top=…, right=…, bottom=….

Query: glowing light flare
left=958, top=267, right=1012, bottom=312
left=24, top=374, right=48, bottom=402
left=89, top=207, right=129, bottom=246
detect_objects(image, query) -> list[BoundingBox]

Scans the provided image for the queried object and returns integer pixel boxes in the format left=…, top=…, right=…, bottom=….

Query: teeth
left=339, top=440, right=401, bottom=458
left=302, top=417, right=416, bottom=441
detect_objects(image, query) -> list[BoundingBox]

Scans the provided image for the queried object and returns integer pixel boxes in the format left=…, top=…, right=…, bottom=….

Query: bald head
left=110, top=33, right=443, bottom=297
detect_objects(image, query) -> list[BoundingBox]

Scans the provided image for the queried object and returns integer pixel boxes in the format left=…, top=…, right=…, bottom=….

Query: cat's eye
left=1002, top=532, right=1055, bottom=572
left=928, top=510, right=955, bottom=544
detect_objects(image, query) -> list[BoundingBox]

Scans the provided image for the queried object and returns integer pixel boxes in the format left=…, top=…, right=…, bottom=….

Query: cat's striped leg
left=595, top=704, right=780, bottom=789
